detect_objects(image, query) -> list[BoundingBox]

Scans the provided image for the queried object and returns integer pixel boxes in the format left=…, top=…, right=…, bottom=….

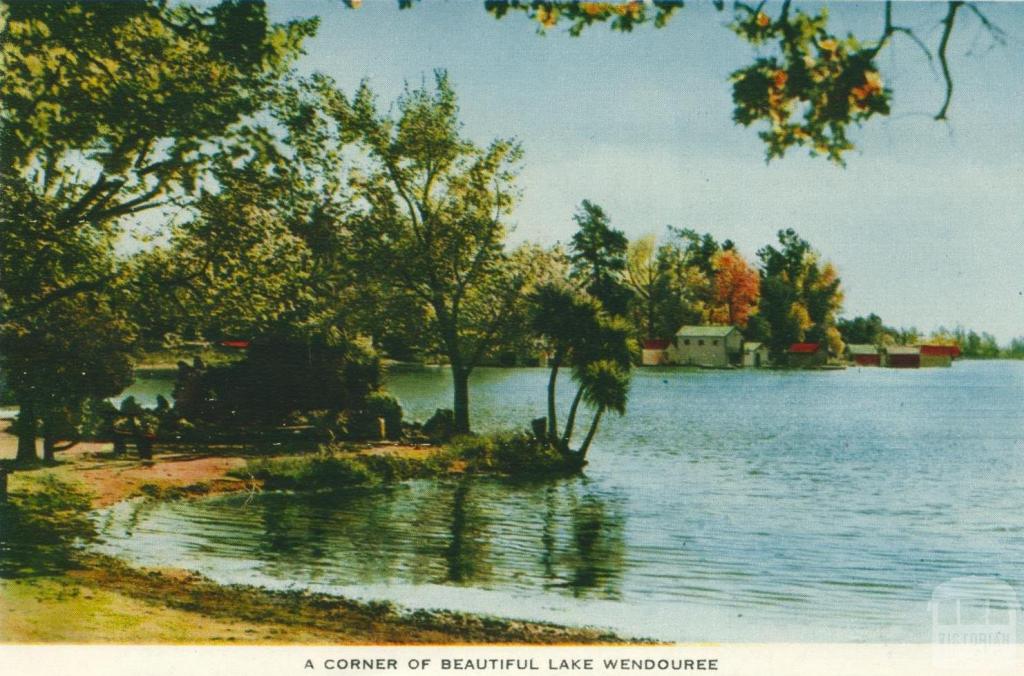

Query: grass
left=0, top=475, right=96, bottom=578
left=234, top=432, right=579, bottom=491
left=233, top=444, right=459, bottom=490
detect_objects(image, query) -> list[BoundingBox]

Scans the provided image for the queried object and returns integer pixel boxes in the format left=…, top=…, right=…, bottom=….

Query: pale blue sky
left=267, top=1, right=1024, bottom=341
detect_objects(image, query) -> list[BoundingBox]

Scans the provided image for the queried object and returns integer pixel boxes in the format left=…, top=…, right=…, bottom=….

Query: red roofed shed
left=641, top=338, right=671, bottom=366
left=787, top=342, right=827, bottom=368
left=919, top=344, right=958, bottom=367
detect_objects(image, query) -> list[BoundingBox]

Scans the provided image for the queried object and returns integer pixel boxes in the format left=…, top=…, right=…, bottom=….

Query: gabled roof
left=847, top=343, right=879, bottom=355
left=675, top=325, right=738, bottom=337
left=743, top=342, right=765, bottom=352
left=643, top=339, right=671, bottom=350
left=886, top=345, right=920, bottom=355
left=788, top=342, right=821, bottom=354
left=920, top=344, right=960, bottom=357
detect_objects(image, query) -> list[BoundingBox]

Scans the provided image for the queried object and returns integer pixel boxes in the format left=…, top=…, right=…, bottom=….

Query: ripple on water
left=93, top=362, right=1024, bottom=642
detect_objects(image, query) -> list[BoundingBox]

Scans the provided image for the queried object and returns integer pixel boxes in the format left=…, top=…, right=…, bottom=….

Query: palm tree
left=530, top=283, right=600, bottom=444
left=559, top=314, right=632, bottom=450
left=575, top=360, right=630, bottom=463
left=531, top=285, right=634, bottom=467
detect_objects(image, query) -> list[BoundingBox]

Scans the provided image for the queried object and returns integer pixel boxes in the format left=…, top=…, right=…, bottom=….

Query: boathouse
left=885, top=345, right=921, bottom=368
left=670, top=326, right=742, bottom=367
left=847, top=343, right=881, bottom=366
left=787, top=342, right=827, bottom=368
left=641, top=339, right=671, bottom=366
left=742, top=342, right=770, bottom=367
left=920, top=344, right=958, bottom=368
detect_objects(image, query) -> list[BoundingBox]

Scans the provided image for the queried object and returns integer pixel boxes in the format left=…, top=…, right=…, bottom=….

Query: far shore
left=0, top=429, right=632, bottom=645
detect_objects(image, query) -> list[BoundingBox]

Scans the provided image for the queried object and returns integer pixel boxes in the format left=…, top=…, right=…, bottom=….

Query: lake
left=93, top=361, right=1024, bottom=642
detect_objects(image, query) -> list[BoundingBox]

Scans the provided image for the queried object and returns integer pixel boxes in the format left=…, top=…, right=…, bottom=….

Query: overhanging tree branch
left=935, top=1, right=963, bottom=121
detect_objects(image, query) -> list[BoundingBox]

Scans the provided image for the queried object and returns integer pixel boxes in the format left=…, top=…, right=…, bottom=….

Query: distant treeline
left=836, top=315, right=1023, bottom=359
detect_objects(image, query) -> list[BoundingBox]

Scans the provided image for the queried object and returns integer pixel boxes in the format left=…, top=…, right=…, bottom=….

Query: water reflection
left=443, top=479, right=491, bottom=584
left=98, top=476, right=626, bottom=600
left=89, top=363, right=1024, bottom=641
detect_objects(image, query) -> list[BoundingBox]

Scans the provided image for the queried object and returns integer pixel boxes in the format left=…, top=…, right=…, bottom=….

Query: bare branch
left=53, top=173, right=111, bottom=229
left=966, top=3, right=1007, bottom=45
left=870, top=1, right=933, bottom=64
left=935, top=1, right=963, bottom=121
left=87, top=184, right=165, bottom=222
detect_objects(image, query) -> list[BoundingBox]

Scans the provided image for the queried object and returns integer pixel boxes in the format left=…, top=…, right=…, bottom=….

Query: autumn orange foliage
left=710, top=250, right=760, bottom=328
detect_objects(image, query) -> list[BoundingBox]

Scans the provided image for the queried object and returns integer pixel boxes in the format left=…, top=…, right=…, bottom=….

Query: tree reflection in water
left=190, top=476, right=626, bottom=599
left=443, top=479, right=491, bottom=584
left=435, top=477, right=625, bottom=599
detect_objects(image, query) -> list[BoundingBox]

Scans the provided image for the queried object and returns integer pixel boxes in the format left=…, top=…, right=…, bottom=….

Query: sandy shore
left=0, top=429, right=628, bottom=644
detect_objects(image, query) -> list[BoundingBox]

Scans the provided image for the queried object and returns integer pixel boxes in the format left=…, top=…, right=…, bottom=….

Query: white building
left=669, top=326, right=742, bottom=367
left=742, top=341, right=770, bottom=367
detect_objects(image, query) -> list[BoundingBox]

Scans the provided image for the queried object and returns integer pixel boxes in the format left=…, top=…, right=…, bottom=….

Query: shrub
left=172, top=335, right=382, bottom=428
left=423, top=408, right=455, bottom=442
left=242, top=452, right=376, bottom=490
left=346, top=392, right=403, bottom=440
left=451, top=431, right=571, bottom=475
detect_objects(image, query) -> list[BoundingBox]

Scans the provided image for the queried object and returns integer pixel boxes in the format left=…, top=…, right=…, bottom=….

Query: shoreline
left=0, top=431, right=634, bottom=645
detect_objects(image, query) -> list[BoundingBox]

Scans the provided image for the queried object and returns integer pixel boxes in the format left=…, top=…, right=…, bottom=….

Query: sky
left=267, top=1, right=1023, bottom=342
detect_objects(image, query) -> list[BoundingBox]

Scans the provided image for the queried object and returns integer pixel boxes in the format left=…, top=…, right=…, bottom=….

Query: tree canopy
left=0, top=0, right=316, bottom=461
left=341, top=71, right=531, bottom=434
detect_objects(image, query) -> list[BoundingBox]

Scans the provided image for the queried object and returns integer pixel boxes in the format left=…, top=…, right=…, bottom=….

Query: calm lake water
left=93, top=361, right=1024, bottom=641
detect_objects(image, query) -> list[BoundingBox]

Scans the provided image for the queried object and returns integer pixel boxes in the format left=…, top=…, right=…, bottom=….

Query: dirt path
left=1, top=429, right=440, bottom=508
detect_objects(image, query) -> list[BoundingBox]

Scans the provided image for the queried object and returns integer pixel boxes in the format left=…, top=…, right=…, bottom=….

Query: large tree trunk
left=452, top=365, right=471, bottom=435
left=42, top=435, right=56, bottom=464
left=137, top=436, right=153, bottom=461
left=576, top=407, right=604, bottom=462
left=546, top=349, right=563, bottom=442
left=42, top=415, right=58, bottom=463
left=15, top=398, right=38, bottom=463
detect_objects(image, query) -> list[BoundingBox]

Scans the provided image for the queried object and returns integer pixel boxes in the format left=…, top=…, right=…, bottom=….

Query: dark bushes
left=172, top=335, right=382, bottom=427
left=165, top=335, right=404, bottom=441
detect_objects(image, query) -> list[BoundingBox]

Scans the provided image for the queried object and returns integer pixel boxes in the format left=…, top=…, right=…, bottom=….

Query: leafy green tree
left=1, top=293, right=135, bottom=463
left=569, top=200, right=632, bottom=316
left=837, top=313, right=886, bottom=345
left=342, top=72, right=526, bottom=434
left=624, top=235, right=660, bottom=340
left=0, top=1, right=314, bottom=461
left=485, top=243, right=572, bottom=366
left=670, top=227, right=734, bottom=280
left=133, top=74, right=352, bottom=346
left=1005, top=337, right=1024, bottom=360
left=754, top=228, right=844, bottom=362
left=956, top=328, right=1001, bottom=358
left=561, top=314, right=632, bottom=460
left=648, top=235, right=707, bottom=337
